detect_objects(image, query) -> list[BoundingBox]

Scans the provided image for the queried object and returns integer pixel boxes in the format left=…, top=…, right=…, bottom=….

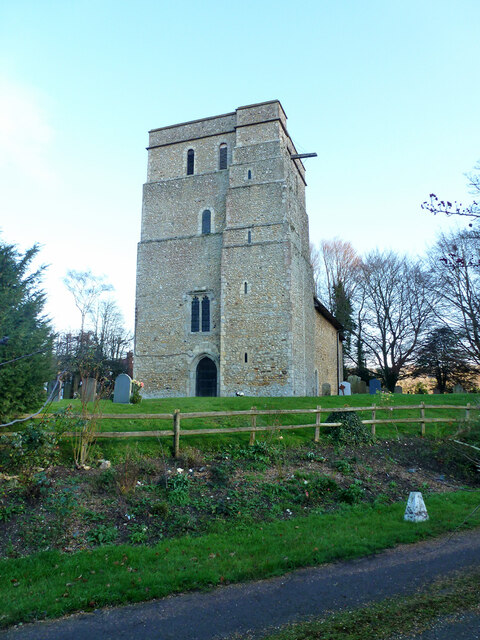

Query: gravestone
left=47, top=379, right=62, bottom=401
left=81, top=378, right=97, bottom=403
left=339, top=381, right=351, bottom=396
left=433, top=387, right=441, bottom=394
left=114, top=373, right=132, bottom=404
left=369, top=379, right=381, bottom=395
left=348, top=375, right=362, bottom=394
left=358, top=380, right=367, bottom=394
left=62, top=380, right=73, bottom=399
left=453, top=384, right=464, bottom=394
left=394, top=385, right=403, bottom=394
left=321, top=382, right=331, bottom=396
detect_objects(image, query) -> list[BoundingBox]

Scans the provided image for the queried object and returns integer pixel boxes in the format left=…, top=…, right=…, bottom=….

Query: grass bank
left=1, top=490, right=479, bottom=629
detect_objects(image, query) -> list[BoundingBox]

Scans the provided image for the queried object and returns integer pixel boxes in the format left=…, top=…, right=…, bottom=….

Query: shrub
left=167, top=471, right=191, bottom=504
left=128, top=524, right=148, bottom=544
left=87, top=524, right=118, bottom=545
left=210, top=462, right=232, bottom=485
left=0, top=422, right=60, bottom=473
left=325, top=411, right=374, bottom=447
left=150, top=500, right=169, bottom=517
left=334, top=459, right=353, bottom=474
left=130, top=380, right=144, bottom=404
left=339, top=480, right=365, bottom=504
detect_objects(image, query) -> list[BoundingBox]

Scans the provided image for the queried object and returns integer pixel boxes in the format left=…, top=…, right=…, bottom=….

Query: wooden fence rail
left=2, top=403, right=478, bottom=458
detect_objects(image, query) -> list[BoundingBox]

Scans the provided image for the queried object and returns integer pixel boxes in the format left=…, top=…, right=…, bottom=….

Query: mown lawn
left=46, top=393, right=480, bottom=460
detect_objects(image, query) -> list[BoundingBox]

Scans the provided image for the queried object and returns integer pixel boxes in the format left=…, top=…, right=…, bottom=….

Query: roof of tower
left=149, top=100, right=285, bottom=134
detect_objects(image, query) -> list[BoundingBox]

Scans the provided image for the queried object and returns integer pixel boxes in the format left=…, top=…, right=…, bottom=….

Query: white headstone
left=404, top=491, right=429, bottom=522
left=113, top=373, right=132, bottom=404
left=339, top=381, right=351, bottom=396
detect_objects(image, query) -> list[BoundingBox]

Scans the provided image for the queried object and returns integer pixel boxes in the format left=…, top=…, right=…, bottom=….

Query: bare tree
left=356, top=250, right=436, bottom=391
left=93, top=298, right=132, bottom=361
left=314, top=238, right=362, bottom=309
left=64, top=270, right=113, bottom=336
left=422, top=162, right=480, bottom=224
left=310, top=239, right=362, bottom=366
left=428, top=229, right=480, bottom=365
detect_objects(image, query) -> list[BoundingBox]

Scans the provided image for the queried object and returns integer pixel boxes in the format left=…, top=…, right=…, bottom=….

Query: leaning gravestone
left=453, top=383, right=464, bottom=394
left=339, top=381, right=351, bottom=396
left=394, top=385, right=403, bottom=394
left=81, top=378, right=97, bottom=403
left=114, top=373, right=132, bottom=404
left=369, top=378, right=381, bottom=395
left=321, top=382, right=331, bottom=396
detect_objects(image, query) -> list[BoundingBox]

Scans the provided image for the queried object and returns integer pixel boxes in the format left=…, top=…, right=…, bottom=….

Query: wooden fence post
left=173, top=409, right=181, bottom=458
left=314, top=405, right=321, bottom=442
left=466, top=402, right=471, bottom=423
left=249, top=407, right=257, bottom=445
left=420, top=402, right=425, bottom=436
left=371, top=404, right=376, bottom=436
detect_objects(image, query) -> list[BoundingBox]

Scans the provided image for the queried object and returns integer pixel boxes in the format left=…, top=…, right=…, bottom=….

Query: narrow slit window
left=247, top=230, right=252, bottom=244
left=244, top=282, right=248, bottom=294
left=191, top=296, right=199, bottom=332
left=247, top=169, right=252, bottom=180
left=202, top=209, right=211, bottom=234
left=187, top=149, right=194, bottom=175
left=201, top=296, right=210, bottom=332
left=244, top=352, right=248, bottom=363
left=219, top=144, right=227, bottom=170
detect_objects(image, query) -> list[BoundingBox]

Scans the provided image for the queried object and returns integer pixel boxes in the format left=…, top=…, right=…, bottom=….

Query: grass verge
left=1, top=490, right=479, bottom=629
left=256, top=566, right=480, bottom=640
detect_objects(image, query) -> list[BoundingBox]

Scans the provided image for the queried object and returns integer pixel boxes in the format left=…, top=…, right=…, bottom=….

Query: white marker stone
left=404, top=492, right=429, bottom=522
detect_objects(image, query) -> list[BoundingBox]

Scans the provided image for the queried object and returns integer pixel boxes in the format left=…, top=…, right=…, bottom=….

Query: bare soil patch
left=1, top=437, right=478, bottom=559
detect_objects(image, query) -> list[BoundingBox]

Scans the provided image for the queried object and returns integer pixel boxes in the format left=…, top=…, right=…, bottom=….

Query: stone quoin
left=134, top=100, right=343, bottom=397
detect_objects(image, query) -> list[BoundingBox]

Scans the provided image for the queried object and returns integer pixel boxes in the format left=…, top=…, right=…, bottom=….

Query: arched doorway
left=195, top=357, right=217, bottom=397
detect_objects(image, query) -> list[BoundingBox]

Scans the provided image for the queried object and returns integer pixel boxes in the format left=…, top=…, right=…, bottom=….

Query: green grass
left=1, top=489, right=479, bottom=629
left=45, top=393, right=480, bottom=460
left=257, top=567, right=480, bottom=640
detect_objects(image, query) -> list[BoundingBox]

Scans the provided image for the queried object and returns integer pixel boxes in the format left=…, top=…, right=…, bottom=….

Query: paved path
left=2, top=529, right=480, bottom=640
left=405, top=611, right=480, bottom=639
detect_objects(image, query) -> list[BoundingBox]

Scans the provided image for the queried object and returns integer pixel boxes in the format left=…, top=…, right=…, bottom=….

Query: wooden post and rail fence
left=3, top=403, right=477, bottom=458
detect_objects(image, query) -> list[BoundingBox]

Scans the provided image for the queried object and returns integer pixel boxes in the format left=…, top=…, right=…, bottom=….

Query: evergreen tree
left=413, top=327, right=476, bottom=392
left=0, top=241, right=53, bottom=419
left=331, top=280, right=355, bottom=357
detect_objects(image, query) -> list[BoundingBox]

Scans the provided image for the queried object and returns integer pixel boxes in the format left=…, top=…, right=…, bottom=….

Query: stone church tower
left=134, top=100, right=342, bottom=397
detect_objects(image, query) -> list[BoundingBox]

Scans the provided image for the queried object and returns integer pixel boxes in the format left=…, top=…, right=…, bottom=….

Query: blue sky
left=1, top=0, right=479, bottom=332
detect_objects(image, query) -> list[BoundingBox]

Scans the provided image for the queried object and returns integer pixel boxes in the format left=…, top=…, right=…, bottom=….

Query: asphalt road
left=2, top=528, right=480, bottom=640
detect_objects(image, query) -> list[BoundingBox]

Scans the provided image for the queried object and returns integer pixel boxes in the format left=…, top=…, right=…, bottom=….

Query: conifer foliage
left=0, top=241, right=53, bottom=419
